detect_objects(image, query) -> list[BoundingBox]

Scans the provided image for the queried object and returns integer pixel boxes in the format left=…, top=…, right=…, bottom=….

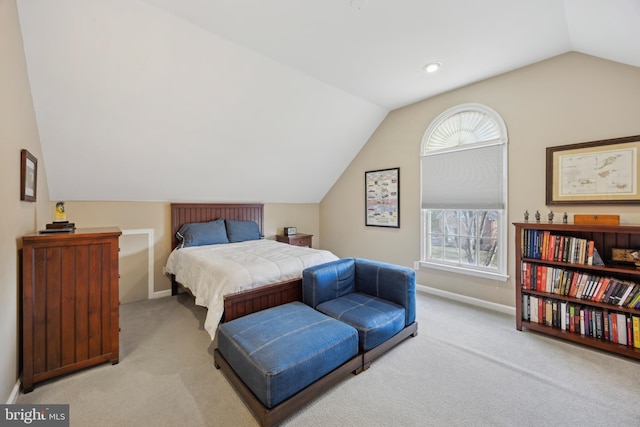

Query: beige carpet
left=17, top=292, right=640, bottom=426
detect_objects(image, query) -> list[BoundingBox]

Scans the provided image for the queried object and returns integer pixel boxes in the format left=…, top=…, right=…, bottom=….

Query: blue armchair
left=302, top=257, right=418, bottom=369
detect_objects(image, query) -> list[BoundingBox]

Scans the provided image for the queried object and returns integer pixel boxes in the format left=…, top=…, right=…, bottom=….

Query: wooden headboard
left=170, top=203, right=264, bottom=250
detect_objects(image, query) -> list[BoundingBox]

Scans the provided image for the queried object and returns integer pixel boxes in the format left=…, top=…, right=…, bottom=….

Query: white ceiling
left=16, top=0, right=640, bottom=203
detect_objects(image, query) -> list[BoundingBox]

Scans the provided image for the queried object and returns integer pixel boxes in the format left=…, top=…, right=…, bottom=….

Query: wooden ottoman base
left=214, top=349, right=362, bottom=427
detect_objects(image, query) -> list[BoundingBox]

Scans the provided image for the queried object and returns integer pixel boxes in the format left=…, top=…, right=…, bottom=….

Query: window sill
left=419, top=261, right=509, bottom=282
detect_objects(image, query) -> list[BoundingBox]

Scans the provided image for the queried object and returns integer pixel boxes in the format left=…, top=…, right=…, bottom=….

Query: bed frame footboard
left=172, top=275, right=303, bottom=322
left=223, top=279, right=302, bottom=321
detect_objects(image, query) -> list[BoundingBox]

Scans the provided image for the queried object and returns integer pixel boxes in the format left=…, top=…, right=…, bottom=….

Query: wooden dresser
left=21, top=227, right=121, bottom=392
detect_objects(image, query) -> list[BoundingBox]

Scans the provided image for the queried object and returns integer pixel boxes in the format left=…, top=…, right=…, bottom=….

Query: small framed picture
left=21, top=149, right=37, bottom=202
left=365, top=167, right=400, bottom=228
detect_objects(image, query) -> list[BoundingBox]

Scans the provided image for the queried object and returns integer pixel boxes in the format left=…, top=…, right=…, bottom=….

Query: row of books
left=521, top=262, right=640, bottom=309
left=520, top=229, right=603, bottom=265
left=522, top=295, right=640, bottom=348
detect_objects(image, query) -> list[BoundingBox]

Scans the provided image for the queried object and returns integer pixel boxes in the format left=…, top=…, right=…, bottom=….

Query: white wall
left=17, top=0, right=387, bottom=203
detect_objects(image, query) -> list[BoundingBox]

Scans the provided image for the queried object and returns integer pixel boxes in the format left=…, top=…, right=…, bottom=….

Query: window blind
left=421, top=144, right=504, bottom=209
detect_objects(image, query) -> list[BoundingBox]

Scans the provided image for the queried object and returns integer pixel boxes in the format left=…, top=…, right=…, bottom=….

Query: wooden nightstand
left=276, top=233, right=313, bottom=247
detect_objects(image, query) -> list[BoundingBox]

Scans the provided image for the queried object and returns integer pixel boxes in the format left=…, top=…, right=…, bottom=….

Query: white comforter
left=164, top=239, right=338, bottom=339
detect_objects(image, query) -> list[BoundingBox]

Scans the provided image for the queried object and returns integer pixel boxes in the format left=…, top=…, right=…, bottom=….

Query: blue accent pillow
left=176, top=219, right=229, bottom=248
left=225, top=220, right=261, bottom=243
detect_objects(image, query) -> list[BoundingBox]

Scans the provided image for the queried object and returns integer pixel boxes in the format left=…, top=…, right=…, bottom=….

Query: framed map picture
left=365, top=167, right=399, bottom=227
left=546, top=135, right=640, bottom=205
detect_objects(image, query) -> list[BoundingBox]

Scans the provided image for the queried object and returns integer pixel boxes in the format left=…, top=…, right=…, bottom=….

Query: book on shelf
left=556, top=235, right=562, bottom=260
left=545, top=300, right=553, bottom=326
left=595, top=311, right=603, bottom=339
left=530, top=296, right=538, bottom=323
left=568, top=304, right=577, bottom=333
left=587, top=241, right=595, bottom=265
left=616, top=313, right=628, bottom=345
left=633, top=316, right=640, bottom=349
left=610, top=313, right=618, bottom=343
left=560, top=301, right=567, bottom=331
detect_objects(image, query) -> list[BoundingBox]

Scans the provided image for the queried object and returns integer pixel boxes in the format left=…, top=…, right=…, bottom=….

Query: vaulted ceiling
left=17, top=0, right=640, bottom=203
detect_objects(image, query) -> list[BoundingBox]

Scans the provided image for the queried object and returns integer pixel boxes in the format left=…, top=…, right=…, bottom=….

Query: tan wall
left=0, top=0, right=51, bottom=402
left=46, top=201, right=172, bottom=300
left=51, top=201, right=321, bottom=301
left=264, top=203, right=321, bottom=246
left=320, top=52, right=640, bottom=308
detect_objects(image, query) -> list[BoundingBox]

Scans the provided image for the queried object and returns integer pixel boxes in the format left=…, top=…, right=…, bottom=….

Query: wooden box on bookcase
left=21, top=227, right=121, bottom=392
left=573, top=214, right=620, bottom=226
left=514, top=222, right=640, bottom=360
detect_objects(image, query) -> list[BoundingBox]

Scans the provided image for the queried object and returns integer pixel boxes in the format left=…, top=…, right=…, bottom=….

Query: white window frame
left=419, top=103, right=508, bottom=281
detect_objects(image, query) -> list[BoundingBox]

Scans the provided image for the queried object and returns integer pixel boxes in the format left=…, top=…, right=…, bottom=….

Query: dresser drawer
left=289, top=235, right=312, bottom=247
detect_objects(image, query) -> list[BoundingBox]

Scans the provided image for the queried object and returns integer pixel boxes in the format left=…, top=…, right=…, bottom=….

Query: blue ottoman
left=216, top=301, right=360, bottom=419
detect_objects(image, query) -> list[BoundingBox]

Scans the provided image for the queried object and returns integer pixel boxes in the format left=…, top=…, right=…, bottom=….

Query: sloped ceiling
left=16, top=0, right=640, bottom=203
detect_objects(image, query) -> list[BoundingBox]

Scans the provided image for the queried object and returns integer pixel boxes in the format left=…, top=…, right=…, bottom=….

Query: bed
left=166, top=203, right=339, bottom=339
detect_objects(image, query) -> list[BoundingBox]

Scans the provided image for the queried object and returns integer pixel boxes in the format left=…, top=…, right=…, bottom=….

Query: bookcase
left=514, top=222, right=640, bottom=360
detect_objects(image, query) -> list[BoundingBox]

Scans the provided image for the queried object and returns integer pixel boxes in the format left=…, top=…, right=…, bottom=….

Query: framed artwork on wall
left=546, top=135, right=640, bottom=205
left=20, top=149, right=37, bottom=202
left=365, top=167, right=400, bottom=227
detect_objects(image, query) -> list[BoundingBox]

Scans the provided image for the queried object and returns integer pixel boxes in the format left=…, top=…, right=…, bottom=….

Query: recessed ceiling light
left=423, top=62, right=441, bottom=73
left=349, top=0, right=369, bottom=11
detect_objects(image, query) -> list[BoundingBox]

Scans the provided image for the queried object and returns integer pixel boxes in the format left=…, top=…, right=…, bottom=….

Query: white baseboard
left=416, top=284, right=515, bottom=316
left=153, top=289, right=172, bottom=299
left=7, top=380, right=20, bottom=404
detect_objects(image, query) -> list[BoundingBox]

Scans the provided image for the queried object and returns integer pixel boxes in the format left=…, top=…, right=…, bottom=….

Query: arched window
left=420, top=103, right=508, bottom=280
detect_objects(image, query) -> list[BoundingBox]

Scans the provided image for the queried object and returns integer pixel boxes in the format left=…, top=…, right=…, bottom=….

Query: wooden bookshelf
left=514, top=222, right=640, bottom=360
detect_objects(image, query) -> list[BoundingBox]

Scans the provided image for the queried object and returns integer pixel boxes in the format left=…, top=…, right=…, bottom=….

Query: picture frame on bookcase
left=546, top=134, right=640, bottom=205
left=20, top=149, right=37, bottom=202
